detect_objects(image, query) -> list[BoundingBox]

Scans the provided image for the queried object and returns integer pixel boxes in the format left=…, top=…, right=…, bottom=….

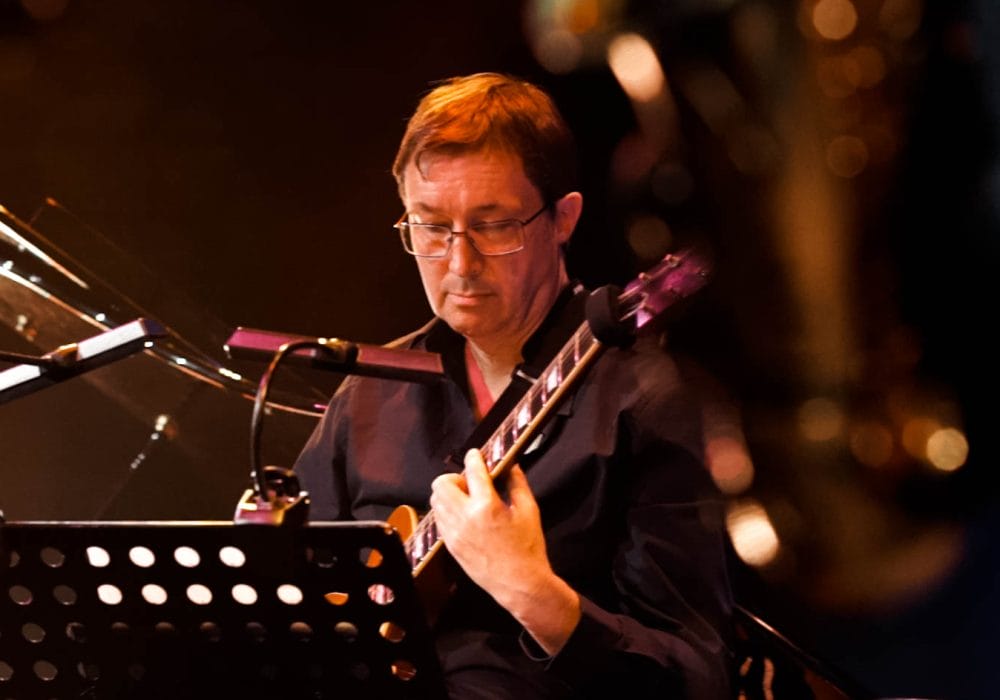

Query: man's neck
left=464, top=289, right=567, bottom=398
left=465, top=339, right=521, bottom=401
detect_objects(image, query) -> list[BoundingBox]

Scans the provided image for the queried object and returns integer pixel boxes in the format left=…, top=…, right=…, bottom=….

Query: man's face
left=401, top=149, right=574, bottom=349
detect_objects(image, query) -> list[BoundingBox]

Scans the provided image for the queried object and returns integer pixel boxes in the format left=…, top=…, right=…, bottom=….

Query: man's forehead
left=412, top=146, right=525, bottom=177
left=402, top=149, right=540, bottom=213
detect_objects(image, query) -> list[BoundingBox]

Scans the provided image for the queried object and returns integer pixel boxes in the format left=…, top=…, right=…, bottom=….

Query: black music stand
left=0, top=520, right=446, bottom=700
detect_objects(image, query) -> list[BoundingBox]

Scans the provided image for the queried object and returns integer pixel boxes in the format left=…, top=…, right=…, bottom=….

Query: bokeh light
left=727, top=500, right=781, bottom=568
left=811, top=0, right=858, bottom=41
left=798, top=397, right=844, bottom=442
left=607, top=33, right=665, bottom=103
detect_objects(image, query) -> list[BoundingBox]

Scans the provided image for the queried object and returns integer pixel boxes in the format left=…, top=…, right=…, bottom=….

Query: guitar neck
left=404, top=320, right=607, bottom=574
left=481, top=323, right=603, bottom=480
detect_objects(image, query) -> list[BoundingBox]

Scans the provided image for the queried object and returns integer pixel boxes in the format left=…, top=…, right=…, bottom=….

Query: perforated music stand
left=0, top=520, right=446, bottom=700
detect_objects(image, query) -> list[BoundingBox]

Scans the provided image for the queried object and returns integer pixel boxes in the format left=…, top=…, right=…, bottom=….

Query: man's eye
left=475, top=221, right=516, bottom=235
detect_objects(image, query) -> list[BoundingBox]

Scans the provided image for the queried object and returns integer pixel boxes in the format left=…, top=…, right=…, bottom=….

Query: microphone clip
left=234, top=466, right=310, bottom=526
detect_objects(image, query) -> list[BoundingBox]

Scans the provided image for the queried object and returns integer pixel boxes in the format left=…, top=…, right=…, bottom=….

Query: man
left=294, top=72, right=734, bottom=698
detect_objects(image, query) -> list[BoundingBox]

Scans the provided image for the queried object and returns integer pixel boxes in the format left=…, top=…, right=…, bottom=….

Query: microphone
left=224, top=327, right=444, bottom=384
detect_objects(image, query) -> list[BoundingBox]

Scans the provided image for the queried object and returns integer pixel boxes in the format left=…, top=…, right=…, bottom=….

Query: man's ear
left=553, top=191, right=583, bottom=246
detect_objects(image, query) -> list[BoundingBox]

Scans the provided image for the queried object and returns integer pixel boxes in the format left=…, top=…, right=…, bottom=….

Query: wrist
left=505, top=572, right=582, bottom=656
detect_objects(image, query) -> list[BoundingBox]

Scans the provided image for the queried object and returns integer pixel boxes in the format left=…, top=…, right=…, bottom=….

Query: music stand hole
left=350, top=662, right=369, bottom=680
left=391, top=659, right=417, bottom=681
left=360, top=546, right=382, bottom=568
left=199, top=621, right=222, bottom=642
left=186, top=584, right=212, bottom=605
left=7, top=550, right=19, bottom=568
left=379, top=621, right=406, bottom=643
left=334, top=621, right=358, bottom=642
left=66, top=622, right=87, bottom=643
left=232, top=584, right=257, bottom=605
left=219, top=546, right=246, bottom=568
left=307, top=546, right=337, bottom=568
left=110, top=621, right=130, bottom=637
left=32, top=659, right=57, bottom=681
left=289, top=621, right=312, bottom=641
left=40, top=547, right=65, bottom=568
left=53, top=584, right=77, bottom=605
left=277, top=584, right=303, bottom=605
left=324, top=591, right=349, bottom=606
left=97, top=584, right=123, bottom=605
left=142, top=584, right=168, bottom=605
left=0, top=660, right=13, bottom=681
left=86, top=547, right=110, bottom=568
left=246, top=622, right=267, bottom=643
left=368, top=583, right=395, bottom=605
left=128, top=663, right=145, bottom=681
left=76, top=662, right=100, bottom=681
left=174, top=546, right=201, bottom=567
left=8, top=585, right=32, bottom=605
left=154, top=622, right=177, bottom=637
left=21, top=622, right=45, bottom=643
left=129, top=546, right=155, bottom=568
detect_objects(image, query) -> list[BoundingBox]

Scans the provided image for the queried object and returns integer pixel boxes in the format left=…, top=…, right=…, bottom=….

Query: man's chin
left=440, top=309, right=495, bottom=340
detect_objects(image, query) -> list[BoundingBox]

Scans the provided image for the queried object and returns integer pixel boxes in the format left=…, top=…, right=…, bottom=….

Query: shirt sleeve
left=520, top=351, right=736, bottom=699
left=292, top=378, right=356, bottom=521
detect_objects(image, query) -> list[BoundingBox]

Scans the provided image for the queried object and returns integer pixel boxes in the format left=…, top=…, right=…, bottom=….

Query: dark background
left=1, top=1, right=998, bottom=698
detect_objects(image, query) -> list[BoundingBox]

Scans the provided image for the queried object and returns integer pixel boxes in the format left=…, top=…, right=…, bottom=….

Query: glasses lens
left=468, top=221, right=523, bottom=255
left=406, top=224, right=450, bottom=256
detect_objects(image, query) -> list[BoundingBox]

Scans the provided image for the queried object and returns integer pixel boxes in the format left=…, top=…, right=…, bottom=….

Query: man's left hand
left=430, top=449, right=581, bottom=655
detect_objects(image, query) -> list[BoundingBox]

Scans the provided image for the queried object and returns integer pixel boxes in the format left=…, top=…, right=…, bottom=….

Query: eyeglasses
left=394, top=202, right=551, bottom=257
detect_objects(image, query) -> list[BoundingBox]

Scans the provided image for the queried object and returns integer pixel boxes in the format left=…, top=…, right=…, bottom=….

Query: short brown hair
left=392, top=73, right=578, bottom=204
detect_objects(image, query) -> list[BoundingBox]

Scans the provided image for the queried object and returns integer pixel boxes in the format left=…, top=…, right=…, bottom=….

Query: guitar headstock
left=623, top=248, right=711, bottom=330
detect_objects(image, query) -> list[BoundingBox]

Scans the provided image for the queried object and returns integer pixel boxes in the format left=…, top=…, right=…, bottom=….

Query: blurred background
left=1, top=0, right=997, bottom=697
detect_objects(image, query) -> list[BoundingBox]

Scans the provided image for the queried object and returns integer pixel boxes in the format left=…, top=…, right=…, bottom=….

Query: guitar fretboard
left=404, top=322, right=606, bottom=571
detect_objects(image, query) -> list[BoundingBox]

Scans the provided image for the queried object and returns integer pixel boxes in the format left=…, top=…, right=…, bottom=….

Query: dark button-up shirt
left=294, top=289, right=734, bottom=699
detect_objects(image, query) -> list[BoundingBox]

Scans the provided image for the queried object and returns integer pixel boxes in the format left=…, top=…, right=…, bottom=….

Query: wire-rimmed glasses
left=394, top=202, right=550, bottom=257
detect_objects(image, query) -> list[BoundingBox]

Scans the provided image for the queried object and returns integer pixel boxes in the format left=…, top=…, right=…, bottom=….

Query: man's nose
left=447, top=233, right=483, bottom=277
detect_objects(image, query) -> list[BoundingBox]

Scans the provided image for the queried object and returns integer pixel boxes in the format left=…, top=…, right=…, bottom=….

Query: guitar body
left=387, top=504, right=457, bottom=625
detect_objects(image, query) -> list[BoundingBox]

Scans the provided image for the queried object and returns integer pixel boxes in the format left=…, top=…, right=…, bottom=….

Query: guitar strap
left=445, top=282, right=588, bottom=471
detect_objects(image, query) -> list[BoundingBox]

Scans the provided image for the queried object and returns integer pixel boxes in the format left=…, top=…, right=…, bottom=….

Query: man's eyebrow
left=408, top=202, right=510, bottom=217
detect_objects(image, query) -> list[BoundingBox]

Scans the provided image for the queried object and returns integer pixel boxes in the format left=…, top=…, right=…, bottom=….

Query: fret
left=422, top=519, right=437, bottom=559
left=516, top=401, right=531, bottom=430
left=560, top=349, right=574, bottom=379
left=545, top=365, right=561, bottom=395
left=489, top=437, right=503, bottom=467
left=498, top=423, right=511, bottom=453
left=529, top=388, right=543, bottom=419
